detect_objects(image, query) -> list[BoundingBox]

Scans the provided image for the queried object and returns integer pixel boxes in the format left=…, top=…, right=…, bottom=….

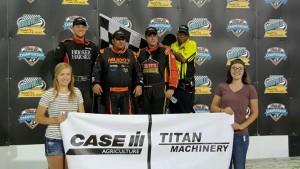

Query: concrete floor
left=246, top=156, right=300, bottom=169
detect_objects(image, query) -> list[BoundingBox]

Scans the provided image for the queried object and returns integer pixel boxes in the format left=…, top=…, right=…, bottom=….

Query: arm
left=92, top=51, right=104, bottom=95
left=53, top=42, right=67, bottom=63
left=172, top=51, right=187, bottom=63
left=171, top=40, right=197, bottom=63
left=232, top=99, right=258, bottom=130
left=210, top=94, right=234, bottom=115
left=132, top=56, right=143, bottom=97
left=165, top=50, right=178, bottom=99
left=167, top=50, right=178, bottom=89
left=91, top=44, right=99, bottom=69
left=78, top=103, right=85, bottom=113
left=35, top=105, right=65, bottom=124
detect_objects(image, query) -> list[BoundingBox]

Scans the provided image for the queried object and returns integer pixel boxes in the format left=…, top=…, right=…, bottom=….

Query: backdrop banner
left=61, top=113, right=233, bottom=169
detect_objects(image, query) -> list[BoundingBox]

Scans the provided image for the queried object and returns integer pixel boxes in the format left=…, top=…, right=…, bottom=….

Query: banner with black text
left=61, top=113, right=234, bottom=169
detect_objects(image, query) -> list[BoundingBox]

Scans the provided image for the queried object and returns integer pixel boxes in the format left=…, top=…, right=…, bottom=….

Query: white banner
left=61, top=113, right=234, bottom=169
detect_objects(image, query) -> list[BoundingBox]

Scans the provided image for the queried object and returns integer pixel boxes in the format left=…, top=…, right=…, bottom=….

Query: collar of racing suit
left=72, top=36, right=90, bottom=45
left=111, top=47, right=127, bottom=54
left=145, top=45, right=159, bottom=53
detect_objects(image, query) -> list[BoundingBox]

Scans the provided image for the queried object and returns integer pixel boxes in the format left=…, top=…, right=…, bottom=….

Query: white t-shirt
left=39, top=87, right=83, bottom=139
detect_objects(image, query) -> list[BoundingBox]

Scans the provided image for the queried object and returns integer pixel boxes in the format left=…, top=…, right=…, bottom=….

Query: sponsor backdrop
left=0, top=0, right=299, bottom=146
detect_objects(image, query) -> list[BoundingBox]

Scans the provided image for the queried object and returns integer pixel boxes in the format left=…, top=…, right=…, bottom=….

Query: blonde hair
left=53, top=63, right=76, bottom=101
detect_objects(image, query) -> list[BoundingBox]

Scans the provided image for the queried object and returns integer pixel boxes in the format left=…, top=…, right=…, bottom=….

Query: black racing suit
left=92, top=47, right=143, bottom=114
left=54, top=37, right=98, bottom=113
left=138, top=46, right=178, bottom=114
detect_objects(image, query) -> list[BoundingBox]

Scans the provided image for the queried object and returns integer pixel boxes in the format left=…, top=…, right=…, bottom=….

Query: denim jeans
left=229, top=133, right=249, bottom=169
left=45, top=137, right=65, bottom=156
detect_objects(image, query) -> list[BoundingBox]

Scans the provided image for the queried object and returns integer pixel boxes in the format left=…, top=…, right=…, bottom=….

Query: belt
left=74, top=75, right=91, bottom=82
left=109, top=87, right=129, bottom=92
left=144, top=82, right=165, bottom=88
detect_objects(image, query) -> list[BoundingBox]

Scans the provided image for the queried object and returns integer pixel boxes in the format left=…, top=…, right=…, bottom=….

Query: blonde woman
left=36, top=63, right=84, bottom=169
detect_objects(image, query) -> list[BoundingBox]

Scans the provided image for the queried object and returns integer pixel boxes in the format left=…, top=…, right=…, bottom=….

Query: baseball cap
left=73, top=17, right=87, bottom=27
left=145, top=27, right=158, bottom=36
left=113, top=30, right=126, bottom=40
left=177, top=25, right=189, bottom=35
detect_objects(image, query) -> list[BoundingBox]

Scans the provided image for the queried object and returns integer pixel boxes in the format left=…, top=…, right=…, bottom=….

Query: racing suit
left=92, top=47, right=143, bottom=114
left=138, top=45, right=178, bottom=114
left=54, top=37, right=98, bottom=113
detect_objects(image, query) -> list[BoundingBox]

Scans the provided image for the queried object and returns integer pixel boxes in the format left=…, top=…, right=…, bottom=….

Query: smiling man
left=92, top=30, right=143, bottom=114
left=54, top=17, right=98, bottom=113
left=170, top=25, right=197, bottom=113
left=137, top=27, right=178, bottom=114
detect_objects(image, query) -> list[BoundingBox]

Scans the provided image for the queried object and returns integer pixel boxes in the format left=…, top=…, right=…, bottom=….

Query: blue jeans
left=45, top=137, right=65, bottom=156
left=229, top=134, right=249, bottom=169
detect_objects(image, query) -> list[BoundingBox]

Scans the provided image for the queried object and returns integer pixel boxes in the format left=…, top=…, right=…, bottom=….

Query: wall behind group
left=0, top=0, right=299, bottom=146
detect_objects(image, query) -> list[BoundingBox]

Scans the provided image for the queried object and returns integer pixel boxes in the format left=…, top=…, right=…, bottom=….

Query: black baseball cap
left=73, top=17, right=87, bottom=27
left=177, top=25, right=189, bottom=35
left=145, top=27, right=158, bottom=36
left=113, top=30, right=126, bottom=40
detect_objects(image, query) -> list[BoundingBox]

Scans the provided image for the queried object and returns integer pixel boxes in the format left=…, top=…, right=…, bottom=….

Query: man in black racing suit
left=54, top=17, right=98, bottom=113
left=138, top=27, right=178, bottom=114
left=92, top=30, right=143, bottom=114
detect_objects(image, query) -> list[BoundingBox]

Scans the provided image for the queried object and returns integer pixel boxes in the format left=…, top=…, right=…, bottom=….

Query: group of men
left=53, top=17, right=197, bottom=114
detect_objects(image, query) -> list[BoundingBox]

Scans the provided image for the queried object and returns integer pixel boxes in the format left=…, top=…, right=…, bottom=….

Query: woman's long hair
left=52, top=63, right=76, bottom=101
left=226, top=58, right=250, bottom=84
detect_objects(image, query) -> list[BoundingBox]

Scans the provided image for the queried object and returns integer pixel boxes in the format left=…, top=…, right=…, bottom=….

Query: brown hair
left=226, top=58, right=250, bottom=84
left=52, top=63, right=76, bottom=101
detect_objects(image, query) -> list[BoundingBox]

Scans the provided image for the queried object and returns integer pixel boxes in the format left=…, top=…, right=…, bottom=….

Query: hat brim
left=178, top=30, right=189, bottom=35
left=146, top=31, right=158, bottom=36
left=73, top=21, right=87, bottom=26
left=114, top=35, right=126, bottom=40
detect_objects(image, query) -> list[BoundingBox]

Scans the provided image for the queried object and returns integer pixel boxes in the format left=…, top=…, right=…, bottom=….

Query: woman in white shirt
left=36, top=62, right=84, bottom=169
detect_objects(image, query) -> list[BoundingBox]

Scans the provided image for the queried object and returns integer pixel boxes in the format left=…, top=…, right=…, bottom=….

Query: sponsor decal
left=189, top=0, right=211, bottom=8
left=188, top=18, right=212, bottom=37
left=18, top=109, right=38, bottom=129
left=193, top=104, right=210, bottom=113
left=264, top=19, right=287, bottom=37
left=17, top=14, right=46, bottom=35
left=113, top=0, right=126, bottom=6
left=18, top=46, right=45, bottom=66
left=226, top=47, right=250, bottom=65
left=196, top=47, right=212, bottom=66
left=265, top=0, right=288, bottom=9
left=265, top=103, right=288, bottom=121
left=227, top=19, right=250, bottom=37
left=264, top=75, right=288, bottom=93
left=66, top=131, right=229, bottom=155
left=66, top=131, right=145, bottom=155
left=62, top=0, right=89, bottom=5
left=63, top=16, right=89, bottom=32
left=147, top=0, right=172, bottom=7
left=108, top=58, right=131, bottom=63
left=264, top=47, right=287, bottom=65
left=159, top=132, right=229, bottom=153
left=112, top=17, right=132, bottom=29
left=195, top=76, right=212, bottom=94
left=149, top=18, right=172, bottom=37
left=226, top=0, right=250, bottom=8
left=142, top=56, right=159, bottom=74
left=18, top=77, right=46, bottom=97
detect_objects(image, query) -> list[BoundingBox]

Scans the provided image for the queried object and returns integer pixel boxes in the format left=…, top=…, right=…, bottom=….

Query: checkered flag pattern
left=99, top=13, right=147, bottom=52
